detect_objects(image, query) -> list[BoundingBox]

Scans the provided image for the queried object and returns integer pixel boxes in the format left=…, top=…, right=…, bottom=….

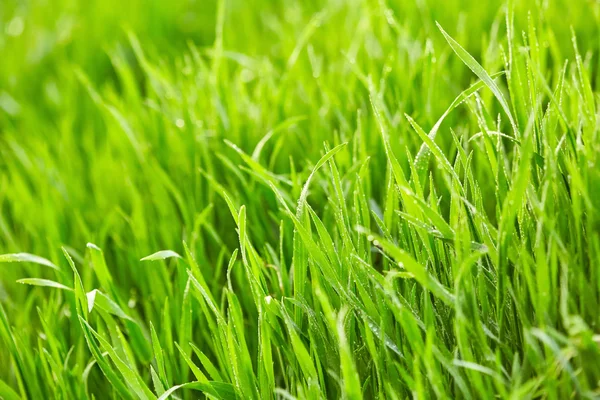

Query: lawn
left=1, top=0, right=599, bottom=398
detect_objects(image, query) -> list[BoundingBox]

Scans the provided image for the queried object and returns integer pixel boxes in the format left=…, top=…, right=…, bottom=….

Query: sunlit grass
left=1, top=0, right=599, bottom=398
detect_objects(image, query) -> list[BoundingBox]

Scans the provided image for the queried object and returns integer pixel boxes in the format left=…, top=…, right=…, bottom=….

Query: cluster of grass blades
left=1, top=0, right=599, bottom=398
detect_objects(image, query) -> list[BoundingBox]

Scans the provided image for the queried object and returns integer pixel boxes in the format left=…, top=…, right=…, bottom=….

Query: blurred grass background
left=2, top=0, right=598, bottom=255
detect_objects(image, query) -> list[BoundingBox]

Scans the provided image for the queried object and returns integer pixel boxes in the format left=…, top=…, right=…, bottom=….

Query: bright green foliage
left=1, top=0, right=600, bottom=398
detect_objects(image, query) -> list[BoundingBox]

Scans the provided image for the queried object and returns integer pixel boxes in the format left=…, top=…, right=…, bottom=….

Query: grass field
left=1, top=0, right=600, bottom=398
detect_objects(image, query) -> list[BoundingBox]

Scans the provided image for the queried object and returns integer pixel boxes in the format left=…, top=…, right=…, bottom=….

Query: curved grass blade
left=0, top=253, right=59, bottom=270
left=158, top=381, right=239, bottom=400
left=16, top=278, right=72, bottom=291
left=437, top=22, right=518, bottom=137
left=141, top=250, right=183, bottom=262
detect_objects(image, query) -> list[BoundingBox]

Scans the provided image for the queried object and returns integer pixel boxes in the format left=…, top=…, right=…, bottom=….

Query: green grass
left=1, top=0, right=600, bottom=398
